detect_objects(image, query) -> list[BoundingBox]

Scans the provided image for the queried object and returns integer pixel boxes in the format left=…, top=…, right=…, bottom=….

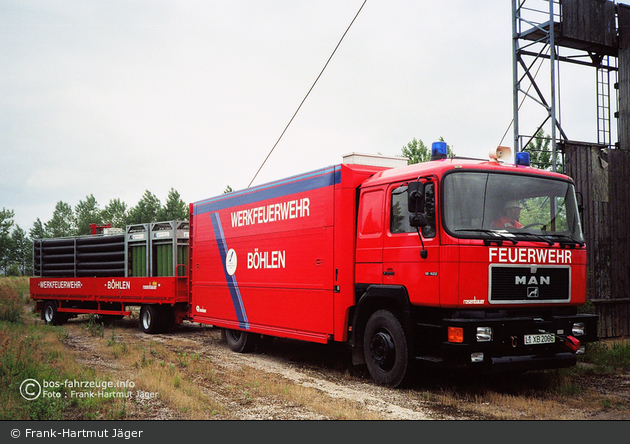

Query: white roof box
left=342, top=152, right=408, bottom=168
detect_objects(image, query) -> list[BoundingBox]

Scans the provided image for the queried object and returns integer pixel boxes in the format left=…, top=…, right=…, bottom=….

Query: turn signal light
left=448, top=327, right=464, bottom=343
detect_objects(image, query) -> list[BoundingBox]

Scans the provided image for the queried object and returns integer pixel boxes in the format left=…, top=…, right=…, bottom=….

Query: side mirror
left=407, top=180, right=425, bottom=214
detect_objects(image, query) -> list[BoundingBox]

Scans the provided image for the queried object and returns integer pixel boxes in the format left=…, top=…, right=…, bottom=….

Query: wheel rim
left=142, top=310, right=152, bottom=330
left=370, top=329, right=396, bottom=371
left=44, top=305, right=54, bottom=322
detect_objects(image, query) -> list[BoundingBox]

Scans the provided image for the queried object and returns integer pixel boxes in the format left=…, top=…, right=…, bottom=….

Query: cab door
left=382, top=181, right=440, bottom=306
left=355, top=186, right=385, bottom=285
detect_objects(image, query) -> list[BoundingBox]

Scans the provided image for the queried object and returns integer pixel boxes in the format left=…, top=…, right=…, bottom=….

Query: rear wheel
left=224, top=328, right=258, bottom=353
left=140, top=305, right=163, bottom=334
left=42, top=301, right=64, bottom=326
left=363, top=309, right=409, bottom=387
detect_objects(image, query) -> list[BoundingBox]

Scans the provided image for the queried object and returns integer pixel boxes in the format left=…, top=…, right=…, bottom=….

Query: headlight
left=476, top=326, right=493, bottom=342
left=471, top=352, right=484, bottom=363
left=572, top=322, right=585, bottom=337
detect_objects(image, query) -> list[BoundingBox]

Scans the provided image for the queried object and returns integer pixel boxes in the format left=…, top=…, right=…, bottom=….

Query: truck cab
left=352, top=147, right=598, bottom=386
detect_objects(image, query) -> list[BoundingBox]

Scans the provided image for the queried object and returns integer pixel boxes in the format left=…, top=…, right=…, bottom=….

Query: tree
left=9, top=225, right=32, bottom=276
left=127, top=190, right=162, bottom=225
left=401, top=137, right=455, bottom=165
left=523, top=129, right=564, bottom=173
left=0, top=208, right=15, bottom=274
left=158, top=188, right=188, bottom=221
left=101, top=198, right=128, bottom=228
left=74, top=194, right=103, bottom=235
left=45, top=201, right=75, bottom=237
left=30, top=218, right=47, bottom=240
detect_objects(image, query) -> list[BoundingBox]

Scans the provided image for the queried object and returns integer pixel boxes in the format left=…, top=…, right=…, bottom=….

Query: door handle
left=383, top=270, right=395, bottom=276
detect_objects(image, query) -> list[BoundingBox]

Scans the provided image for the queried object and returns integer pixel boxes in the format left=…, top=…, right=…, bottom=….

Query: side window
left=390, top=182, right=436, bottom=238
left=358, top=189, right=384, bottom=237
left=424, top=183, right=437, bottom=238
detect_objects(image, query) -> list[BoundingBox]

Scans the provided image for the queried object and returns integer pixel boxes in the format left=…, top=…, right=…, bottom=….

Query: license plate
left=524, top=333, right=555, bottom=345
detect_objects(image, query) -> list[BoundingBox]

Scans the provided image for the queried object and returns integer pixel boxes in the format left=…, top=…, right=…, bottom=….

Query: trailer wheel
left=140, top=305, right=162, bottom=334
left=42, top=301, right=63, bottom=326
left=363, top=309, right=409, bottom=388
left=224, top=328, right=257, bottom=353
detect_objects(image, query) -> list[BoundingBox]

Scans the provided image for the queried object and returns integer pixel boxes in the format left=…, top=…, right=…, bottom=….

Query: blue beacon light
left=515, top=152, right=531, bottom=166
left=431, top=141, right=448, bottom=161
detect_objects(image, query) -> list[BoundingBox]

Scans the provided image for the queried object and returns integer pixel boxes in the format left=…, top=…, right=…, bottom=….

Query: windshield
left=442, top=171, right=584, bottom=244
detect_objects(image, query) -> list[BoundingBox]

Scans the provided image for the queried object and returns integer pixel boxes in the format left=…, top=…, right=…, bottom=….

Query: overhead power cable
left=248, top=0, right=368, bottom=188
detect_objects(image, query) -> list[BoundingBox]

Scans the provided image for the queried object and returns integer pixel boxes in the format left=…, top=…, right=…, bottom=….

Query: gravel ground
left=58, top=317, right=630, bottom=421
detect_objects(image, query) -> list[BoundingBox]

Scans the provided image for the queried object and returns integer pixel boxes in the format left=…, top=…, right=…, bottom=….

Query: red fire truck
left=31, top=143, right=598, bottom=387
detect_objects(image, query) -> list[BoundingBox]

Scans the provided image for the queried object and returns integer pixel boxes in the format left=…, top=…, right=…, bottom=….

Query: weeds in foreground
left=0, top=322, right=126, bottom=420
left=85, top=313, right=105, bottom=338
left=0, top=278, right=28, bottom=323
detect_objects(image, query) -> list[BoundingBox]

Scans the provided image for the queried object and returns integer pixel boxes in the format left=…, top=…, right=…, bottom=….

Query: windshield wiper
left=520, top=231, right=555, bottom=246
left=455, top=229, right=518, bottom=245
left=545, top=234, right=585, bottom=248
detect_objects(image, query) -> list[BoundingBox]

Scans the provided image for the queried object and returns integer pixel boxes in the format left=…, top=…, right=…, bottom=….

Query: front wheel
left=363, top=310, right=409, bottom=388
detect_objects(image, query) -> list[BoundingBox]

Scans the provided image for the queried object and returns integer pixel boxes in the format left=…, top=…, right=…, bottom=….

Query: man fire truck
left=188, top=142, right=598, bottom=386
left=32, top=142, right=598, bottom=387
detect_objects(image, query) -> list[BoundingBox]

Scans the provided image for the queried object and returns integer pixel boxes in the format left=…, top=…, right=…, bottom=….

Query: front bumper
left=435, top=313, right=598, bottom=372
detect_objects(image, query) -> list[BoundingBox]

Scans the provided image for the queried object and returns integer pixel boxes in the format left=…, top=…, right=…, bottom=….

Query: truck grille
left=488, top=265, right=571, bottom=304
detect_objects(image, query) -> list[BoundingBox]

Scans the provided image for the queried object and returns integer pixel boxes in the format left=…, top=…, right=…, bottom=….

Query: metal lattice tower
left=512, top=0, right=620, bottom=171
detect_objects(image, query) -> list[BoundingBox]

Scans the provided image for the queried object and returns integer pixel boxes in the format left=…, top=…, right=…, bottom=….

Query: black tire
left=363, top=309, right=409, bottom=387
left=140, top=305, right=162, bottom=334
left=42, top=301, right=64, bottom=326
left=224, top=328, right=257, bottom=353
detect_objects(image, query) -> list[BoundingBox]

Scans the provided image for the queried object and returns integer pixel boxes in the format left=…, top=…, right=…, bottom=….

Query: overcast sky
left=2, top=0, right=628, bottom=231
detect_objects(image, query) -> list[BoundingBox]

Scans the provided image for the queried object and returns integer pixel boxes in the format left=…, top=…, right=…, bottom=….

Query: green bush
left=582, top=341, right=630, bottom=372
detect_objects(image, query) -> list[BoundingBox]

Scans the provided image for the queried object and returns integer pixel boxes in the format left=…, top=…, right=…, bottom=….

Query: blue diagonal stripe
left=210, top=212, right=249, bottom=330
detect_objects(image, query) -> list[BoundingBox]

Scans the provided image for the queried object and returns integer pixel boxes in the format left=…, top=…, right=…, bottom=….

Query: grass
left=91, top=331, right=382, bottom=419
left=579, top=340, right=630, bottom=373
left=0, top=277, right=127, bottom=420
left=417, top=339, right=630, bottom=420
left=0, top=321, right=128, bottom=420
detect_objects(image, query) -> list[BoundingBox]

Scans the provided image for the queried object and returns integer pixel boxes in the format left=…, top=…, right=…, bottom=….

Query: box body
left=189, top=164, right=385, bottom=342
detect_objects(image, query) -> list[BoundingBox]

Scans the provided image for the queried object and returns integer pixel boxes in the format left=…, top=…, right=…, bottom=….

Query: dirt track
left=59, top=316, right=630, bottom=420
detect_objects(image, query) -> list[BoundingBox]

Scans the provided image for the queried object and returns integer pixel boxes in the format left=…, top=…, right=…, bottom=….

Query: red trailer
left=30, top=277, right=189, bottom=333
